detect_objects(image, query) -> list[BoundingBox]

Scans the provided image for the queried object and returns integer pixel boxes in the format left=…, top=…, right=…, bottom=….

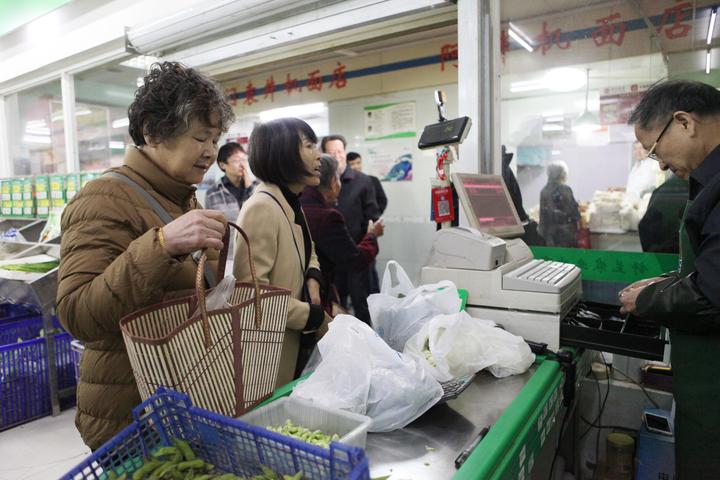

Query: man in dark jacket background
left=620, top=80, right=720, bottom=478
left=347, top=150, right=387, bottom=293
left=301, top=154, right=384, bottom=319
left=321, top=134, right=379, bottom=323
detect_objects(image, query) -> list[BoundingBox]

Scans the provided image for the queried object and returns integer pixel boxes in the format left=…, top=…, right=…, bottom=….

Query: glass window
left=74, top=58, right=146, bottom=172
left=500, top=0, right=710, bottom=253
left=5, top=80, right=66, bottom=175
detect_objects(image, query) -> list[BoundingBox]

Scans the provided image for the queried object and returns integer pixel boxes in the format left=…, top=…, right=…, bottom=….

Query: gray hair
left=628, top=79, right=720, bottom=130
left=128, top=62, right=235, bottom=146
left=547, top=161, right=568, bottom=183
left=319, top=154, right=339, bottom=190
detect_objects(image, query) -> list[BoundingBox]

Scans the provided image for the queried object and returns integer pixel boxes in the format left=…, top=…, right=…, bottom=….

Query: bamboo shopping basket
left=119, top=222, right=291, bottom=417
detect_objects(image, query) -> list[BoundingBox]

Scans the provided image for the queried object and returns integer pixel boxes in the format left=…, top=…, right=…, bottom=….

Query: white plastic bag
left=369, top=261, right=461, bottom=351
left=380, top=260, right=415, bottom=297
left=291, top=315, right=443, bottom=432
left=404, top=311, right=535, bottom=381
left=191, top=274, right=236, bottom=317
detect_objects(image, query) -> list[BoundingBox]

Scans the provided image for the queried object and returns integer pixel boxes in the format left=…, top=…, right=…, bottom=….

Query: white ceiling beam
left=167, top=0, right=452, bottom=67
left=202, top=8, right=457, bottom=77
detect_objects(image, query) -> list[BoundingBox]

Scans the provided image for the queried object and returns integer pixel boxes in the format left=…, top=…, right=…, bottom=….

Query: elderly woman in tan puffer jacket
left=57, top=62, right=233, bottom=450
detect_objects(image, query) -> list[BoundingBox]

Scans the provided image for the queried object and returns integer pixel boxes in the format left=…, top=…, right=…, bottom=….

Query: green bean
left=132, top=459, right=161, bottom=480
left=177, top=459, right=205, bottom=471
left=173, top=439, right=196, bottom=462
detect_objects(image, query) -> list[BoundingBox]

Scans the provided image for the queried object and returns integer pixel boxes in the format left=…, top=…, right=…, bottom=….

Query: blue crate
left=0, top=302, right=41, bottom=322
left=0, top=315, right=64, bottom=346
left=62, top=388, right=370, bottom=480
left=0, top=332, right=76, bottom=430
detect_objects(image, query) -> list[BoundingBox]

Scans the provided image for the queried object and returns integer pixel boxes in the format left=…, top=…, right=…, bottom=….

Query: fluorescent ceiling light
left=508, top=22, right=534, bottom=52
left=25, top=127, right=51, bottom=136
left=708, top=7, right=717, bottom=45
left=551, top=150, right=561, bottom=155
left=50, top=109, right=93, bottom=122
left=510, top=68, right=585, bottom=93
left=25, top=120, right=47, bottom=128
left=258, top=102, right=327, bottom=122
left=509, top=79, right=545, bottom=93
left=120, top=55, right=162, bottom=70
left=112, top=118, right=130, bottom=129
left=23, top=134, right=52, bottom=145
left=542, top=124, right=564, bottom=132
left=707, top=50, right=712, bottom=74
left=543, top=115, right=564, bottom=123
left=545, top=67, right=586, bottom=92
left=109, top=141, right=125, bottom=150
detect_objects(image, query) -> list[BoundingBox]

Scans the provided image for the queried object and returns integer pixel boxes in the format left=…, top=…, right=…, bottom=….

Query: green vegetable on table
left=0, top=260, right=59, bottom=273
left=266, top=419, right=340, bottom=449
left=110, top=438, right=304, bottom=480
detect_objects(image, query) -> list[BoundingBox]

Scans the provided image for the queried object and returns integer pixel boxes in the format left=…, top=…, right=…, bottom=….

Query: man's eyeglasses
left=646, top=116, right=675, bottom=161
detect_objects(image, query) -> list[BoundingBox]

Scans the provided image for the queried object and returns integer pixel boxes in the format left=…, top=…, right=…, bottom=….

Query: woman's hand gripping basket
left=120, top=222, right=291, bottom=417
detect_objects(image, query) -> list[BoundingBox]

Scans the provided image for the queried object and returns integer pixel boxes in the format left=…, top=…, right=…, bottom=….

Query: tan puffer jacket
left=57, top=147, right=219, bottom=450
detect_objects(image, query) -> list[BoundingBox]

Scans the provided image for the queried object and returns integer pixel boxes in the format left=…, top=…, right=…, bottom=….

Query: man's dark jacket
left=636, top=147, right=720, bottom=327
left=337, top=168, right=379, bottom=243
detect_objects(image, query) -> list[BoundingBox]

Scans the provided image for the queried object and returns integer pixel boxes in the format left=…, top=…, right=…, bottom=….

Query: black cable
left=580, top=358, right=612, bottom=440
left=612, top=367, right=660, bottom=409
left=546, top=348, right=585, bottom=480
left=580, top=415, right=636, bottom=432
left=592, top=361, right=610, bottom=480
left=547, top=406, right=571, bottom=480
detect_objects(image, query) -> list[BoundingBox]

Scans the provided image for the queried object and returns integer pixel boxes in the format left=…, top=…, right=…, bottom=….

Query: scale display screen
left=452, top=173, right=525, bottom=238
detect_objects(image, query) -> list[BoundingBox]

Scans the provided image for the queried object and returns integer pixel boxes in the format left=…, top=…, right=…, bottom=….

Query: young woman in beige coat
left=233, top=118, right=332, bottom=386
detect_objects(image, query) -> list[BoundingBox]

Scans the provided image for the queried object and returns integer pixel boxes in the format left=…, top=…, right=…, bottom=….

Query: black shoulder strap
left=104, top=171, right=216, bottom=287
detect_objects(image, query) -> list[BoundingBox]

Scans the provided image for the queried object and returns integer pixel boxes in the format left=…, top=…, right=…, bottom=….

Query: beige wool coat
left=233, top=182, right=320, bottom=387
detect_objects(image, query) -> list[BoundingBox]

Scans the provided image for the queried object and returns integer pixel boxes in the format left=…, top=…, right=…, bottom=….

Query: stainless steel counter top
left=366, top=366, right=536, bottom=479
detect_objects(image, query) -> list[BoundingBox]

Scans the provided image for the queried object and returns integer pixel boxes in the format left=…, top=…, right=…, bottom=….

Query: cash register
left=421, top=173, right=582, bottom=351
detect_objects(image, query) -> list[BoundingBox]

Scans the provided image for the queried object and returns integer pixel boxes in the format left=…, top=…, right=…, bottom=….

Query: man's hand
left=307, top=277, right=322, bottom=305
left=368, top=218, right=385, bottom=237
left=618, top=276, right=664, bottom=314
left=162, top=209, right=227, bottom=257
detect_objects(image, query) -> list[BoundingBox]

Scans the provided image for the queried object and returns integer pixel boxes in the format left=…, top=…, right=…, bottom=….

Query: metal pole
left=458, top=0, right=501, bottom=175
left=61, top=72, right=79, bottom=173
left=0, top=96, right=11, bottom=177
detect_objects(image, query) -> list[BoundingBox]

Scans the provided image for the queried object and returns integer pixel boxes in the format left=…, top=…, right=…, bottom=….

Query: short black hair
left=628, top=79, right=720, bottom=129
left=347, top=152, right=361, bottom=162
left=218, top=142, right=245, bottom=164
left=321, top=134, right=346, bottom=152
left=318, top=154, right=338, bottom=190
left=128, top=61, right=234, bottom=146
left=248, top=117, right=317, bottom=186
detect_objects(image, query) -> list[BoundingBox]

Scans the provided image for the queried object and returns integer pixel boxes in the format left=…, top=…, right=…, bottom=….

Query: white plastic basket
left=240, top=397, right=371, bottom=449
left=70, top=340, right=84, bottom=384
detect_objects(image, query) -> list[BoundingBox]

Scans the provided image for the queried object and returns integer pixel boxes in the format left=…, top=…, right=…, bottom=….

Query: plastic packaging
left=369, top=261, right=461, bottom=351
left=404, top=311, right=535, bottom=381
left=291, top=315, right=443, bottom=432
left=241, top=396, right=371, bottom=449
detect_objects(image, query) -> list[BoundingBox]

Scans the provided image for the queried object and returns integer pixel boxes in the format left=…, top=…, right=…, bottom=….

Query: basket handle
left=196, top=221, right=262, bottom=348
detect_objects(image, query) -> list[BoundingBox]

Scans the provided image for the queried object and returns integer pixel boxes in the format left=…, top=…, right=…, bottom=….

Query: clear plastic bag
left=291, top=315, right=443, bottom=432
left=191, top=274, right=236, bottom=318
left=369, top=261, right=461, bottom=351
left=404, top=311, right=535, bottom=381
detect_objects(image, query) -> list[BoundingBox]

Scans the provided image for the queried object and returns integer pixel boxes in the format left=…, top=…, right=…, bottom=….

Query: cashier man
left=620, top=80, right=720, bottom=478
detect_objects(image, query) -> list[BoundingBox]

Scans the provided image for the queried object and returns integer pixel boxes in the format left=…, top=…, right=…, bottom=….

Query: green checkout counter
left=261, top=248, right=676, bottom=480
